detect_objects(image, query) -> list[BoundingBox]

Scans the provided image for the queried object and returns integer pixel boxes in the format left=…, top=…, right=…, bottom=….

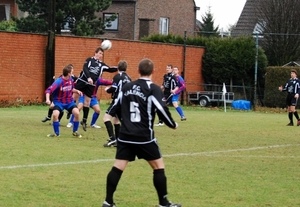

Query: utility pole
left=45, top=0, right=56, bottom=90
left=181, top=31, right=187, bottom=105
left=254, top=33, right=259, bottom=110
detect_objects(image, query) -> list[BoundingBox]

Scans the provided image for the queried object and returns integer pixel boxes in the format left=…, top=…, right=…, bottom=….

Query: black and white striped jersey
left=77, top=57, right=117, bottom=83
left=162, top=72, right=178, bottom=96
left=106, top=72, right=131, bottom=99
left=109, top=78, right=177, bottom=144
left=282, top=78, right=300, bottom=95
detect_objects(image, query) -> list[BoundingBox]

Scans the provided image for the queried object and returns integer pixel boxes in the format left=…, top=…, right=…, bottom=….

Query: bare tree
left=256, top=0, right=300, bottom=66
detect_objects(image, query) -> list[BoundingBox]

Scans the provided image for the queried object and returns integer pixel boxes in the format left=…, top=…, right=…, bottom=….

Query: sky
left=195, top=0, right=247, bottom=31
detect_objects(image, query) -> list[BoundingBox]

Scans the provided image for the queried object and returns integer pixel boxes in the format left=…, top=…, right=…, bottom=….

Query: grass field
left=0, top=104, right=299, bottom=207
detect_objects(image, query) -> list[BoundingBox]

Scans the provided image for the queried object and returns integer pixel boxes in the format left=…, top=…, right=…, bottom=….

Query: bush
left=0, top=20, right=17, bottom=31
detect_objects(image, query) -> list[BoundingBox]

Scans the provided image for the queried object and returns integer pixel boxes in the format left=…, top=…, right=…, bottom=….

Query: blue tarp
left=232, top=100, right=251, bottom=110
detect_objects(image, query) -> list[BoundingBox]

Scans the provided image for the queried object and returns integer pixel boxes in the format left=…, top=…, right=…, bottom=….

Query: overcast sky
left=195, top=0, right=247, bottom=31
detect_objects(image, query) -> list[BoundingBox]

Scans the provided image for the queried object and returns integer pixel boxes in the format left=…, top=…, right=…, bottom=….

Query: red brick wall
left=0, top=31, right=204, bottom=104
left=0, top=32, right=47, bottom=103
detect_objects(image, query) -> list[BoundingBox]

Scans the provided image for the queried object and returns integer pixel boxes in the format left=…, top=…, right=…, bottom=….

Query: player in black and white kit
left=103, top=60, right=131, bottom=147
left=101, top=59, right=181, bottom=207
left=278, top=69, right=300, bottom=126
left=74, top=47, right=117, bottom=131
left=155, top=64, right=178, bottom=126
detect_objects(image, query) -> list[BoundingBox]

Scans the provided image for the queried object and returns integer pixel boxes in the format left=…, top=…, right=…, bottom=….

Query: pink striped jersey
left=45, top=77, right=75, bottom=104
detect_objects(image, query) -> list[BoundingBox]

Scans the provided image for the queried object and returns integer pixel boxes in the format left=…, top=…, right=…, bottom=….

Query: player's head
left=173, top=67, right=179, bottom=75
left=63, top=65, right=72, bottom=77
left=138, top=58, right=154, bottom=76
left=66, top=64, right=74, bottom=74
left=118, top=60, right=128, bottom=72
left=166, top=64, right=173, bottom=73
left=291, top=69, right=297, bottom=78
left=94, top=47, right=104, bottom=60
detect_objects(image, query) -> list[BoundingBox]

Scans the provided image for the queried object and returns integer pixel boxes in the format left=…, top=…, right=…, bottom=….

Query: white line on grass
left=200, top=155, right=300, bottom=158
left=0, top=159, right=114, bottom=170
left=0, top=144, right=299, bottom=170
left=164, top=144, right=300, bottom=157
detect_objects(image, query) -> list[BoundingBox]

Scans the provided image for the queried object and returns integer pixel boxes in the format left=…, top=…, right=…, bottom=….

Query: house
left=231, top=0, right=257, bottom=37
left=0, top=0, right=26, bottom=21
left=0, top=0, right=17, bottom=21
left=282, top=61, right=300, bottom=67
left=99, top=0, right=200, bottom=40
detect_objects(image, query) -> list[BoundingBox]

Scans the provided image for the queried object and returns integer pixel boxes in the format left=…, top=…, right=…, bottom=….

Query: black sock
left=105, top=166, right=123, bottom=204
left=105, top=121, right=115, bottom=139
left=82, top=107, right=89, bottom=123
left=153, top=169, right=169, bottom=206
left=294, top=111, right=299, bottom=120
left=289, top=112, right=293, bottom=123
left=47, top=108, right=53, bottom=118
left=114, top=124, right=120, bottom=138
left=58, top=111, right=64, bottom=121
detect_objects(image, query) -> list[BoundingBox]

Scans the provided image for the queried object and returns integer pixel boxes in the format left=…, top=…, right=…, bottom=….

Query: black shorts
left=286, top=94, right=298, bottom=106
left=75, top=80, right=95, bottom=98
left=105, top=101, right=116, bottom=115
left=116, top=140, right=162, bottom=161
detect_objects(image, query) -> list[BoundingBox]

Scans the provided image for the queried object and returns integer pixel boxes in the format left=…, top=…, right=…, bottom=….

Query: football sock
left=175, top=106, right=184, bottom=117
left=105, top=166, right=123, bottom=204
left=153, top=169, right=169, bottom=206
left=104, top=121, right=115, bottom=139
left=294, top=111, right=299, bottom=120
left=53, top=121, right=60, bottom=135
left=114, top=124, right=120, bottom=138
left=90, top=112, right=99, bottom=125
left=289, top=112, right=293, bottom=123
left=58, top=111, right=64, bottom=121
left=70, top=114, right=74, bottom=124
left=82, top=106, right=89, bottom=123
left=47, top=108, right=53, bottom=118
left=73, top=121, right=79, bottom=132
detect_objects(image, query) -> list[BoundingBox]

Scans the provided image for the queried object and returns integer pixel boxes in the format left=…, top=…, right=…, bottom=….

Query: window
left=0, top=4, right=10, bottom=21
left=159, top=17, right=169, bottom=35
left=104, top=13, right=118, bottom=31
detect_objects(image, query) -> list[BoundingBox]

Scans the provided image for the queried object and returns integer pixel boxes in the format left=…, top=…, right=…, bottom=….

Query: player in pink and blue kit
left=172, top=67, right=186, bottom=121
left=45, top=65, right=83, bottom=138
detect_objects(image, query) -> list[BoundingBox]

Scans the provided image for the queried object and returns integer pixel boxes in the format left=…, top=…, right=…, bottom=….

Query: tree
left=256, top=0, right=300, bottom=66
left=12, top=0, right=116, bottom=36
left=199, top=7, right=219, bottom=37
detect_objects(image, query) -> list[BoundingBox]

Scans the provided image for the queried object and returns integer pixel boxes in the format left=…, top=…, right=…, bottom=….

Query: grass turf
left=0, top=104, right=299, bottom=207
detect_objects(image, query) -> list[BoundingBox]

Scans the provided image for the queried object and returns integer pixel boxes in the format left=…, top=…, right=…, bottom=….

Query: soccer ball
left=101, top=40, right=112, bottom=50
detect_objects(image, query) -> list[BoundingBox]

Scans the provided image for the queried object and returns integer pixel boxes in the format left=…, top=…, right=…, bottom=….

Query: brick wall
left=0, top=31, right=204, bottom=104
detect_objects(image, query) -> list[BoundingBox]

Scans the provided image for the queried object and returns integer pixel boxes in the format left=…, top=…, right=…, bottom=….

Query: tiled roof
left=232, top=0, right=258, bottom=37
